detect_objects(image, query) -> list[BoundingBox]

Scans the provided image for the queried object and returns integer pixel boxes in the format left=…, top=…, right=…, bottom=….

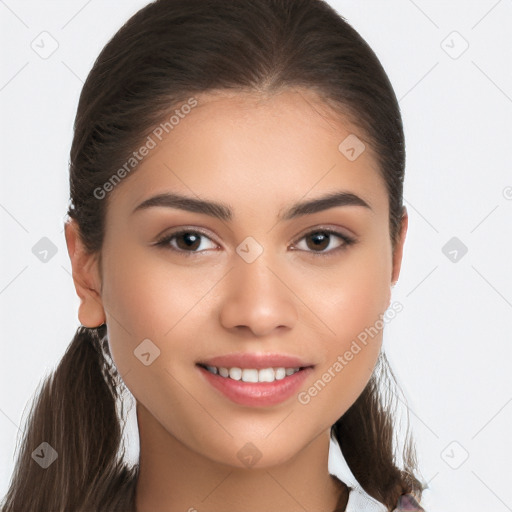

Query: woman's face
left=83, top=88, right=406, bottom=468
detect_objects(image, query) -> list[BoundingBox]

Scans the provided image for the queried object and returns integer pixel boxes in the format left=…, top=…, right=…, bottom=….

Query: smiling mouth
left=196, top=363, right=312, bottom=383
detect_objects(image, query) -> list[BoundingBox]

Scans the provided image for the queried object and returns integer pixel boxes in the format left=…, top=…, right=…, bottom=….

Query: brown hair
left=1, top=0, right=425, bottom=510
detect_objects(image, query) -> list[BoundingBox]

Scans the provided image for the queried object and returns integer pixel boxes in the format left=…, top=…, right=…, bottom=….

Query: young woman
left=2, top=0, right=427, bottom=510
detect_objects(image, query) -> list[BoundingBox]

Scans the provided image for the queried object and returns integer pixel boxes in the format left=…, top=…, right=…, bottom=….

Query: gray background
left=1, top=1, right=511, bottom=510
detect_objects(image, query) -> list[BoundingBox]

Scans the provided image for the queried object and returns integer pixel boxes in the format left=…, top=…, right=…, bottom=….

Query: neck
left=134, top=402, right=349, bottom=512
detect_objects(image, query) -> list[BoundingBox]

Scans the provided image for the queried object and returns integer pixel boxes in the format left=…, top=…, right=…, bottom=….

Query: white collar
left=328, top=437, right=388, bottom=511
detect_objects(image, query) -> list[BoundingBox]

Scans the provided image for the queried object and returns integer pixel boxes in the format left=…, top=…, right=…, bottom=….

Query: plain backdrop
left=1, top=1, right=511, bottom=510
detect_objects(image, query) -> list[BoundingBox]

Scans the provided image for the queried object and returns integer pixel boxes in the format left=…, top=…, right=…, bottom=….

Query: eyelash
left=154, top=227, right=356, bottom=258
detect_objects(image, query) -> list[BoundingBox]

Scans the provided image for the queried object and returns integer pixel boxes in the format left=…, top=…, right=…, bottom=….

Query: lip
left=197, top=352, right=314, bottom=370
left=197, top=364, right=314, bottom=407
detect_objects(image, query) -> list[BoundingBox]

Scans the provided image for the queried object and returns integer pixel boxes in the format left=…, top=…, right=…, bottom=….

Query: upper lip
left=198, top=352, right=314, bottom=370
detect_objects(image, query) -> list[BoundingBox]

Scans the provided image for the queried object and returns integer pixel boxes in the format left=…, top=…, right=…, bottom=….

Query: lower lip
left=197, top=365, right=314, bottom=407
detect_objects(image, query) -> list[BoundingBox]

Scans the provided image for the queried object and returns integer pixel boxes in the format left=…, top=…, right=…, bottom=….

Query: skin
left=65, top=87, right=408, bottom=512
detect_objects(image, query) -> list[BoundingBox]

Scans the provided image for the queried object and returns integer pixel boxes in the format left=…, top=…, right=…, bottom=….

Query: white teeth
left=229, top=367, right=242, bottom=380
left=204, top=365, right=302, bottom=381
left=275, top=367, right=286, bottom=380
left=242, top=369, right=259, bottom=382
left=258, top=368, right=275, bottom=382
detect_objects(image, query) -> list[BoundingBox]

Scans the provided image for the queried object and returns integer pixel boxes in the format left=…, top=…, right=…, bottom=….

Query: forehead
left=107, top=87, right=388, bottom=219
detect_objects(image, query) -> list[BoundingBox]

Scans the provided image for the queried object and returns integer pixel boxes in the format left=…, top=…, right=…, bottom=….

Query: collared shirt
left=328, top=437, right=425, bottom=511
left=328, top=437, right=388, bottom=511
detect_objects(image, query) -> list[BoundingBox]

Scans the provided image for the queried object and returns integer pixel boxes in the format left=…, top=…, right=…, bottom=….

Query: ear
left=64, top=218, right=106, bottom=328
left=386, top=206, right=408, bottom=309
left=391, top=206, right=408, bottom=286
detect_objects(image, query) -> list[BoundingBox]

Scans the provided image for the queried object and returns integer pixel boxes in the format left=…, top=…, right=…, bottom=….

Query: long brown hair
left=1, top=1, right=425, bottom=510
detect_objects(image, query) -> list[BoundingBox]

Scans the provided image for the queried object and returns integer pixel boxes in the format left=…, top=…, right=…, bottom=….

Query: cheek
left=99, top=255, right=208, bottom=446
left=295, top=340, right=381, bottom=438
left=102, top=245, right=214, bottom=337
left=295, top=239, right=391, bottom=338
left=295, top=302, right=384, bottom=432
left=99, top=247, right=221, bottom=396
left=99, top=246, right=172, bottom=379
left=292, top=246, right=390, bottom=420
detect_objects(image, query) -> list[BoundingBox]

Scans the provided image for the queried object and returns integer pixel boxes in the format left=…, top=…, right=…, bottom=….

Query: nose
left=219, top=254, right=298, bottom=338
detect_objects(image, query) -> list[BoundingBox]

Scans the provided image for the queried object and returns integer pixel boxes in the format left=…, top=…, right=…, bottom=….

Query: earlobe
left=64, top=219, right=106, bottom=328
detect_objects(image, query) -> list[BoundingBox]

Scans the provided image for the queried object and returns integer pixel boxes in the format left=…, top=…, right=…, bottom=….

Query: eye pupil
left=177, top=232, right=201, bottom=250
left=307, top=232, right=329, bottom=251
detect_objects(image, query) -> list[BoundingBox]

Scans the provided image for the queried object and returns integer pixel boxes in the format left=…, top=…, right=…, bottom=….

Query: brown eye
left=305, top=232, right=331, bottom=251
left=155, top=229, right=217, bottom=254
left=174, top=232, right=201, bottom=251
left=293, top=229, right=356, bottom=256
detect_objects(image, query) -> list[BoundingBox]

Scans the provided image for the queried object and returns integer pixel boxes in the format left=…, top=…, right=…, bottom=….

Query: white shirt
left=328, top=437, right=388, bottom=511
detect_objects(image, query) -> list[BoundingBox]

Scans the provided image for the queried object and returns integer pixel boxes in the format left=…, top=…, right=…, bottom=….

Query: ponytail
left=331, top=352, right=425, bottom=510
left=1, top=325, right=138, bottom=512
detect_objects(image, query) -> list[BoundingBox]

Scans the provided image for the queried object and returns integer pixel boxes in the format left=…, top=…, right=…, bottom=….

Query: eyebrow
left=131, top=190, right=372, bottom=222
